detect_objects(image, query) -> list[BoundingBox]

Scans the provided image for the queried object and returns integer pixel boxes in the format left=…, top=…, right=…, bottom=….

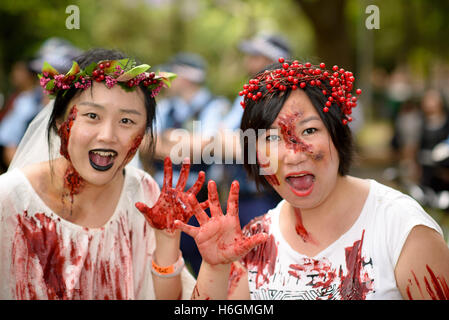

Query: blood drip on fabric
left=12, top=211, right=132, bottom=299
left=242, top=215, right=278, bottom=289
left=338, top=230, right=374, bottom=300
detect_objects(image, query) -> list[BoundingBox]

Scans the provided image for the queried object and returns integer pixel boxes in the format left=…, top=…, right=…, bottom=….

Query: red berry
left=356, top=88, right=362, bottom=95
left=342, top=119, right=348, bottom=125
left=325, top=101, right=332, bottom=107
left=300, top=82, right=306, bottom=88
left=292, top=85, right=298, bottom=90
left=266, top=84, right=272, bottom=90
left=332, top=65, right=339, bottom=71
left=278, top=57, right=285, bottom=63
left=320, top=63, right=326, bottom=69
left=105, top=62, right=111, bottom=68
left=99, top=63, right=105, bottom=69
left=323, top=107, right=329, bottom=112
left=305, top=62, right=311, bottom=68
left=283, top=63, right=289, bottom=69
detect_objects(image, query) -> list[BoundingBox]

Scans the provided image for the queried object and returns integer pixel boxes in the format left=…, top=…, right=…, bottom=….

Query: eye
left=84, top=112, right=98, bottom=120
left=120, top=118, right=136, bottom=125
left=266, top=134, right=281, bottom=142
left=303, top=128, right=317, bottom=136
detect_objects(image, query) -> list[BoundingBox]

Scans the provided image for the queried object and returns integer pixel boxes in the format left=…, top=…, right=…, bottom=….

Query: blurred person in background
left=0, top=61, right=38, bottom=173
left=390, top=97, right=422, bottom=186
left=219, top=33, right=291, bottom=229
left=0, top=38, right=82, bottom=173
left=417, top=89, right=449, bottom=194
left=145, top=52, right=230, bottom=276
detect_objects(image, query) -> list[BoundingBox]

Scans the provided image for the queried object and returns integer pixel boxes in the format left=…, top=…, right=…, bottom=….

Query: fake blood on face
left=57, top=105, right=85, bottom=202
left=58, top=105, right=78, bottom=161
left=277, top=113, right=314, bottom=155
left=122, top=134, right=144, bottom=167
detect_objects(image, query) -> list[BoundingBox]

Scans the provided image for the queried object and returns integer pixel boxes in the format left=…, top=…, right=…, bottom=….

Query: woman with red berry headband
left=177, top=58, right=449, bottom=300
left=0, top=48, right=209, bottom=300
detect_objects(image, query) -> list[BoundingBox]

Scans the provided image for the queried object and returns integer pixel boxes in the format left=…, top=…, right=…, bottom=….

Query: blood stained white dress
left=0, top=165, right=195, bottom=300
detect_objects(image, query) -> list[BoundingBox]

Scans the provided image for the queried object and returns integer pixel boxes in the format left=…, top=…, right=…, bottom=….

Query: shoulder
left=368, top=179, right=433, bottom=220
left=124, top=166, right=160, bottom=206
left=366, top=179, right=443, bottom=261
left=0, top=167, right=37, bottom=218
left=242, top=200, right=283, bottom=236
left=394, top=224, right=449, bottom=299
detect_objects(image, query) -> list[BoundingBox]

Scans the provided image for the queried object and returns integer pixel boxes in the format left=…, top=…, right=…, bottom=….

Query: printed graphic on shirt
left=243, top=218, right=375, bottom=300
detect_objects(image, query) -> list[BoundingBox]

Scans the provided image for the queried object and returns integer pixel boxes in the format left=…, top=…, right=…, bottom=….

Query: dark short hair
left=47, top=48, right=157, bottom=157
left=240, top=61, right=355, bottom=191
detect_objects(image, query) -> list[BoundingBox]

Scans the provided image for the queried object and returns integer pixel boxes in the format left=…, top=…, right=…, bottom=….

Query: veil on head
left=8, top=100, right=61, bottom=171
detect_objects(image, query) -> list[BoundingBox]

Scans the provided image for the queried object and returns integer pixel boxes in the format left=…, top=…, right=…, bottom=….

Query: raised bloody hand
left=174, top=180, right=269, bottom=265
left=135, top=157, right=206, bottom=232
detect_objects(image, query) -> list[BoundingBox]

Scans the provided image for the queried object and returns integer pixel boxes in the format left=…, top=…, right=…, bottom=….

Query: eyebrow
left=78, top=101, right=143, bottom=116
left=270, top=115, right=321, bottom=128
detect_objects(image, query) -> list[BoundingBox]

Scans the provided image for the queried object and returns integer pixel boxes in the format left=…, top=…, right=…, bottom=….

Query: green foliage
left=0, top=0, right=448, bottom=98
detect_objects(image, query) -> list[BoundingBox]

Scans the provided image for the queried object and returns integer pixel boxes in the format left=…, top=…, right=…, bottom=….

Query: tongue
left=90, top=153, right=113, bottom=167
left=288, top=175, right=314, bottom=190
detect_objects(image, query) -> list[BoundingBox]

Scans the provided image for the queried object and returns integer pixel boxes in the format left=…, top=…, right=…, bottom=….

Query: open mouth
left=88, top=149, right=118, bottom=171
left=286, top=172, right=315, bottom=197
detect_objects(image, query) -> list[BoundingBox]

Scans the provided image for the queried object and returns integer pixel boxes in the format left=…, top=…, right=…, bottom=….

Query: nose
left=97, top=121, right=118, bottom=143
left=282, top=141, right=308, bottom=166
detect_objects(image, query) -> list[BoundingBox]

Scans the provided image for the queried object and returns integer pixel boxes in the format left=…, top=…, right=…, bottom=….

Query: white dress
left=0, top=165, right=195, bottom=300
left=241, top=179, right=443, bottom=300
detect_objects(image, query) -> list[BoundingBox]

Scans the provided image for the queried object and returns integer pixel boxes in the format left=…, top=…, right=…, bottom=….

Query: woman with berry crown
left=0, top=48, right=211, bottom=300
left=176, top=58, right=449, bottom=300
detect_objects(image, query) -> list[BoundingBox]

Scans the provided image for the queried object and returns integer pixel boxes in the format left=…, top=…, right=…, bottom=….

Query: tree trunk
left=294, top=0, right=354, bottom=69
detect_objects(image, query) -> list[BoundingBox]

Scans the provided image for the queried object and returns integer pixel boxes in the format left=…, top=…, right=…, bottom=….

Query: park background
left=0, top=0, right=448, bottom=240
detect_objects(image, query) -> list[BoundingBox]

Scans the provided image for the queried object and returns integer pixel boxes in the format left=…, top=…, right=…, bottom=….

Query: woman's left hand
left=135, top=157, right=206, bottom=233
left=174, top=180, right=268, bottom=265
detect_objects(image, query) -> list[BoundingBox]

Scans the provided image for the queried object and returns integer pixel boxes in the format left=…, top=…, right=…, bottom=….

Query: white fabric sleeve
left=384, top=196, right=444, bottom=268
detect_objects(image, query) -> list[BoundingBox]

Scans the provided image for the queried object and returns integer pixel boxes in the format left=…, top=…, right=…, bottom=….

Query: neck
left=288, top=175, right=351, bottom=226
left=53, top=158, right=125, bottom=225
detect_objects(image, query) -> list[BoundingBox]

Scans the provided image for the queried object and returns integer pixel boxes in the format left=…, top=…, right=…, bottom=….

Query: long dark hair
left=240, top=61, right=355, bottom=191
left=47, top=48, right=157, bottom=159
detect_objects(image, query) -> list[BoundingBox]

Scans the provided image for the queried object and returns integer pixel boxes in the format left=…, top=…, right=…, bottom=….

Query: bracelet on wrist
left=151, top=253, right=184, bottom=278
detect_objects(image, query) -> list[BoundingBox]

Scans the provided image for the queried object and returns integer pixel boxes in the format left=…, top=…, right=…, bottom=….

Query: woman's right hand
left=174, top=180, right=268, bottom=265
left=135, top=157, right=206, bottom=233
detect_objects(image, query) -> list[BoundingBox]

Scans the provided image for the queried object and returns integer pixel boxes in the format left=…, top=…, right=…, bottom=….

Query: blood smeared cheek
left=256, top=145, right=281, bottom=187
left=122, top=133, right=144, bottom=167
left=277, top=113, right=326, bottom=162
left=58, top=105, right=78, bottom=161
left=57, top=105, right=85, bottom=198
